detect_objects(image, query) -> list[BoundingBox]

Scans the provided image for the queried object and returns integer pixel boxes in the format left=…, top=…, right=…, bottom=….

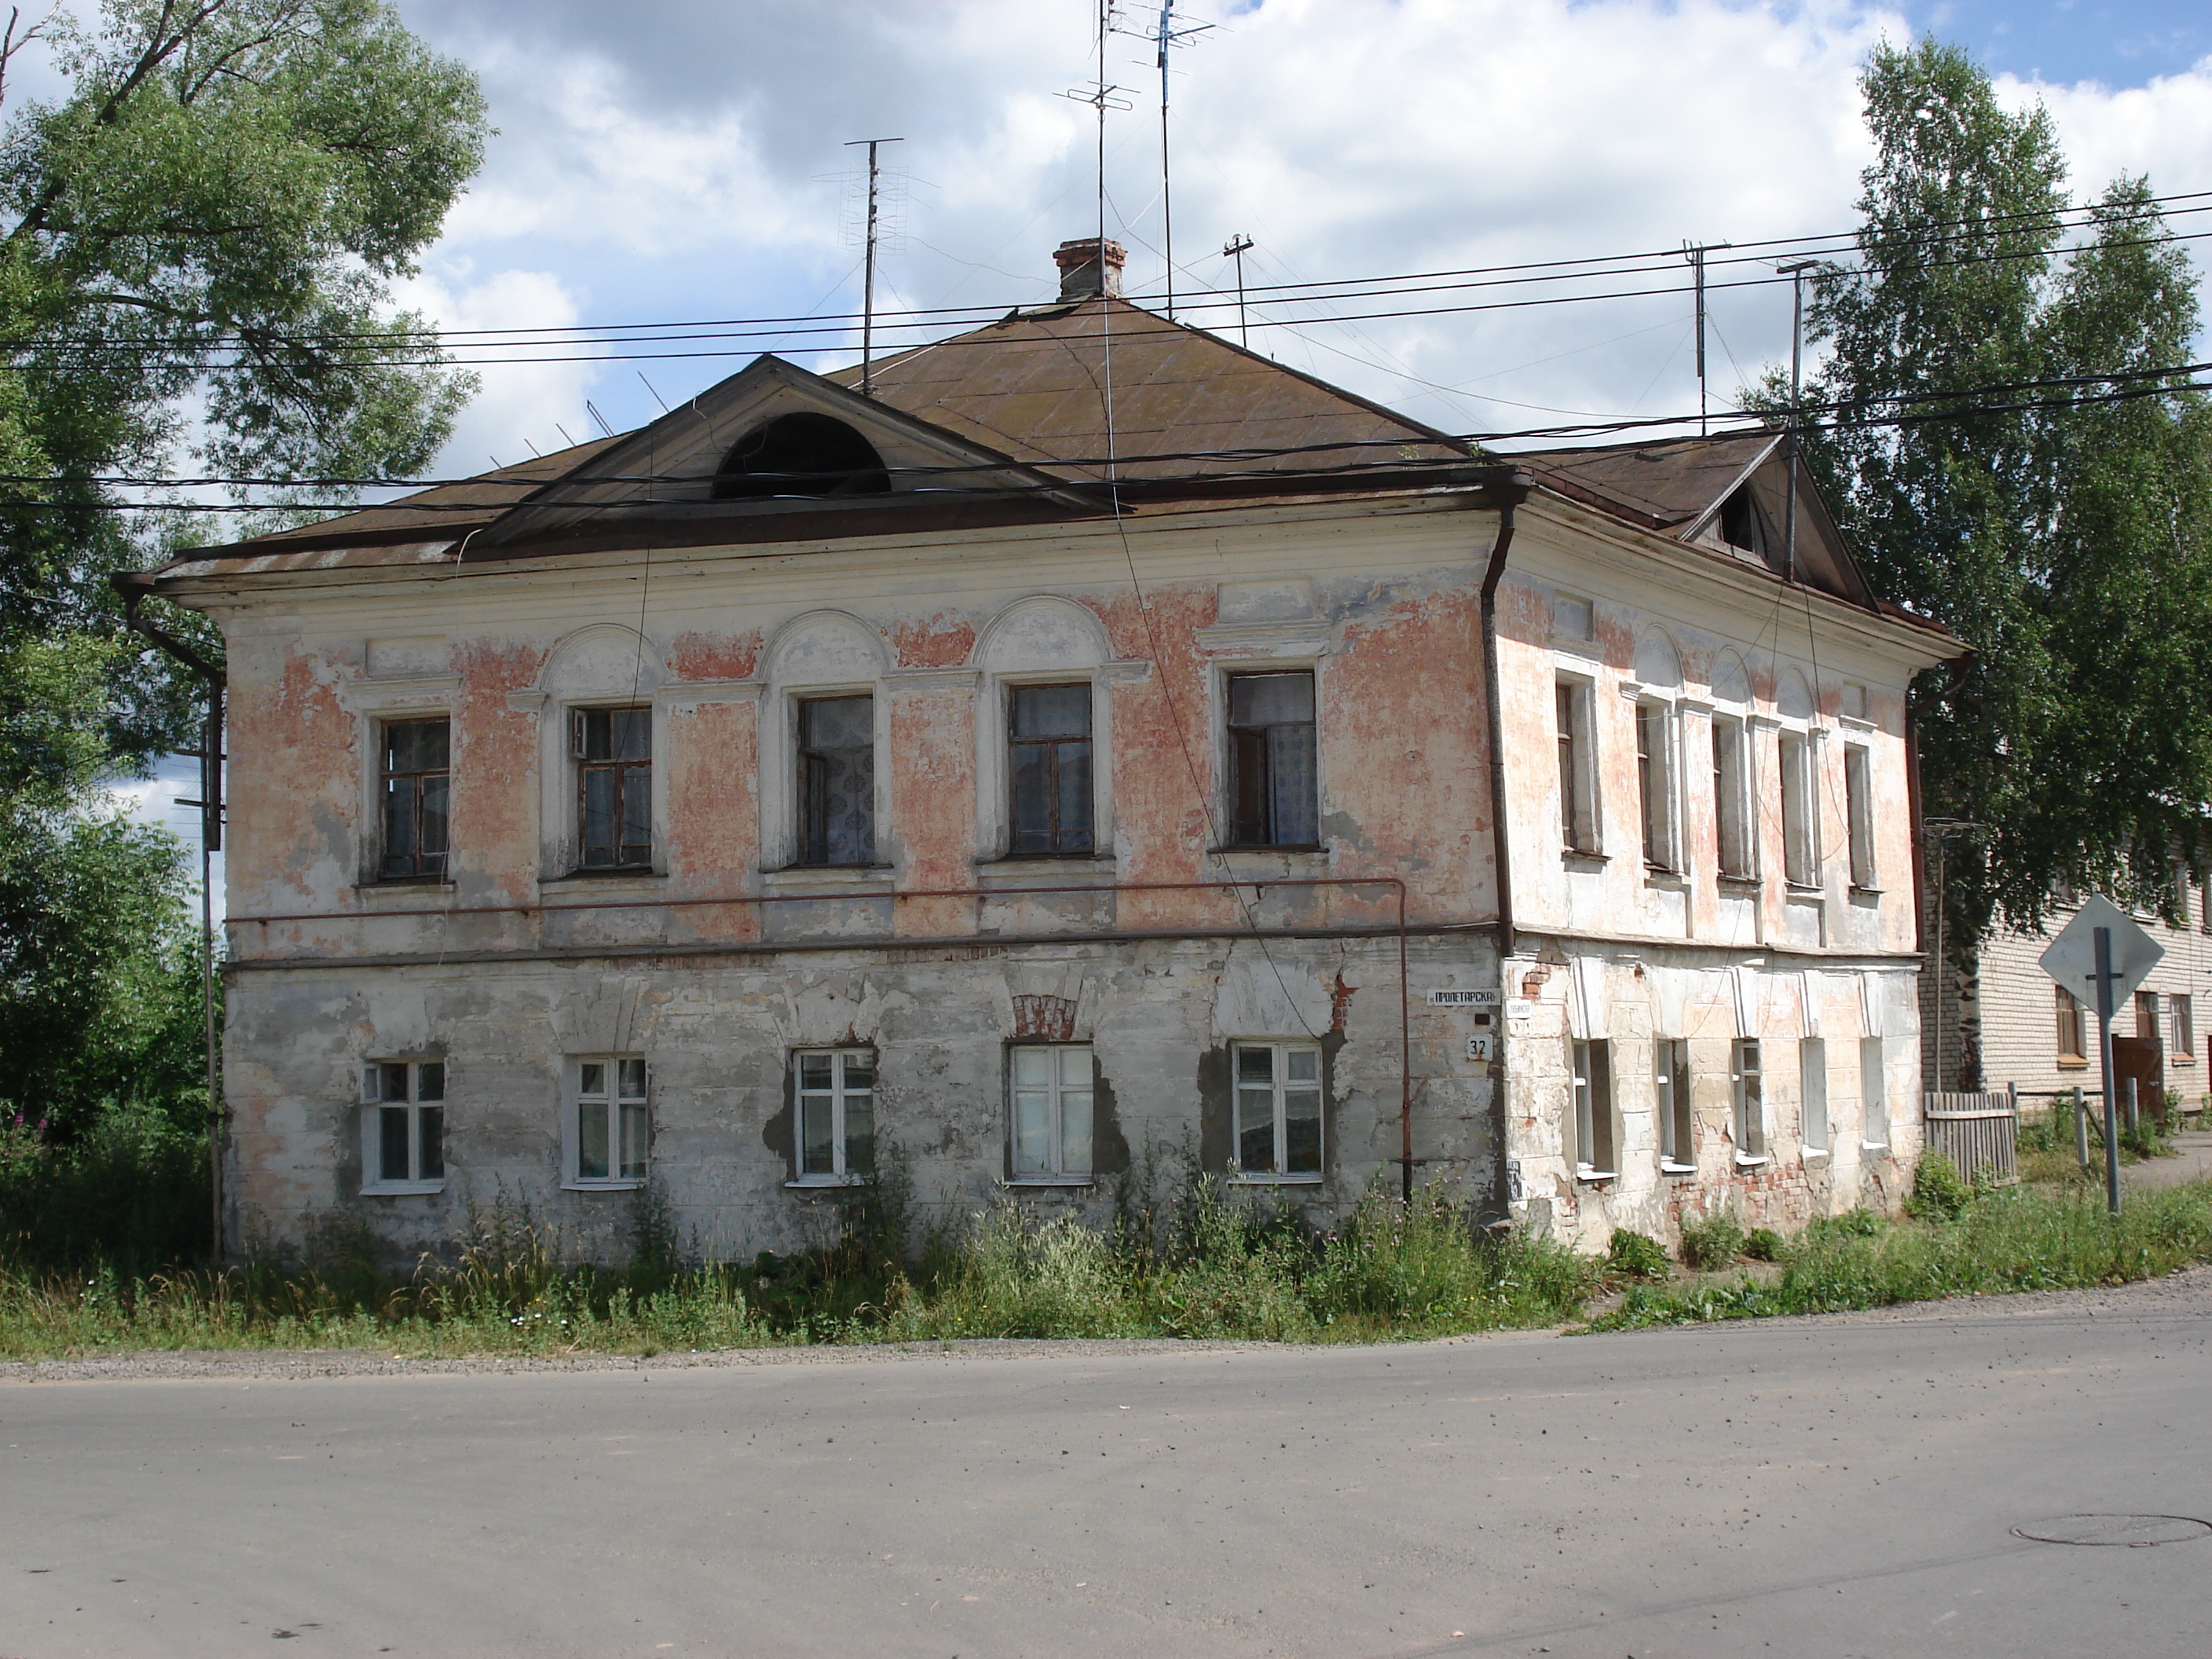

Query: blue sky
left=1898, top=0, right=2210, bottom=86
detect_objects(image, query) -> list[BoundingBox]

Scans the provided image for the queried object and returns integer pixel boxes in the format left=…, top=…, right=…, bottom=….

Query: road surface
left=4, top=1272, right=2210, bottom=1657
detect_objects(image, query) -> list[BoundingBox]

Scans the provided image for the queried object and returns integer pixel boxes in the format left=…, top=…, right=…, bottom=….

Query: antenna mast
left=845, top=136, right=903, bottom=396
left=1223, top=233, right=1254, bottom=346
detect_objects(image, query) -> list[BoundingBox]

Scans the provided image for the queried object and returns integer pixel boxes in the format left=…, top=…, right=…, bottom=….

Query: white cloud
left=392, top=265, right=593, bottom=473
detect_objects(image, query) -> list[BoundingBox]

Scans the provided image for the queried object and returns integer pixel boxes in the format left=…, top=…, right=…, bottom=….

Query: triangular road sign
left=2038, top=894, right=2164, bottom=1012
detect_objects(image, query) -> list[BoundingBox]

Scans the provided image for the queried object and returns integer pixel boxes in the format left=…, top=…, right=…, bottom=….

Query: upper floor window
left=797, top=694, right=875, bottom=866
left=1556, top=678, right=1599, bottom=855
left=795, top=1049, right=875, bottom=1184
left=379, top=718, right=449, bottom=881
left=2055, top=986, right=2086, bottom=1062
left=1635, top=701, right=1679, bottom=872
left=1227, top=671, right=1317, bottom=848
left=2174, top=994, right=2196, bottom=1064
left=569, top=1056, right=648, bottom=1187
left=713, top=412, right=890, bottom=500
left=361, top=1059, right=445, bottom=1193
left=1010, top=1043, right=1093, bottom=1182
left=1712, top=713, right=1754, bottom=880
left=1009, top=683, right=1094, bottom=856
left=1844, top=743, right=1876, bottom=888
left=1778, top=731, right=1816, bottom=888
left=572, top=707, right=651, bottom=869
left=1233, top=1041, right=1322, bottom=1178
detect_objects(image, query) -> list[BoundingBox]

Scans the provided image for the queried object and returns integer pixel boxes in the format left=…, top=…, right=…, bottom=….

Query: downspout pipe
left=114, top=570, right=227, bottom=1264
left=1478, top=480, right=1529, bottom=1224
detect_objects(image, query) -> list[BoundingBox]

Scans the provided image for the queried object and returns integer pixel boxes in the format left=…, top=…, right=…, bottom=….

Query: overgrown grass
left=1588, top=1179, right=2212, bottom=1331
left=0, top=1168, right=1599, bottom=1361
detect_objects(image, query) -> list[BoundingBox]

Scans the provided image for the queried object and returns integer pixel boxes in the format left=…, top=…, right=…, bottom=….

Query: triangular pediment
left=1676, top=442, right=1875, bottom=608
left=475, top=355, right=1100, bottom=549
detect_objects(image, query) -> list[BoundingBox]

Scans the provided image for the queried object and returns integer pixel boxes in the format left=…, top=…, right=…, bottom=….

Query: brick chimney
left=1053, top=236, right=1126, bottom=300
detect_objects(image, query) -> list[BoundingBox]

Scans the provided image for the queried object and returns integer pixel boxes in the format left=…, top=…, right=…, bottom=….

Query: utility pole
left=1777, top=258, right=1816, bottom=585
left=1685, top=243, right=1708, bottom=434
left=844, top=136, right=902, bottom=397
left=1223, top=232, right=1254, bottom=346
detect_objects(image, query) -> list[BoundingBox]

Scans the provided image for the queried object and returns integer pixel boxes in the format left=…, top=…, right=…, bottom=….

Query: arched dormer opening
left=713, top=412, right=891, bottom=500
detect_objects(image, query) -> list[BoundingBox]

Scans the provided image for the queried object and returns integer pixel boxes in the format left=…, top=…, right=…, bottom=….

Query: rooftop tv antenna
left=1126, top=2, right=1211, bottom=320
left=1223, top=233, right=1254, bottom=346
left=1774, top=257, right=1818, bottom=584
left=844, top=136, right=903, bottom=396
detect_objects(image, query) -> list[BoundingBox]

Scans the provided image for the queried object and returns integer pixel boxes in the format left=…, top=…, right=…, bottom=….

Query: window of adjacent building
left=569, top=1057, right=648, bottom=1187
left=571, top=707, right=652, bottom=869
left=797, top=694, right=875, bottom=866
left=361, top=1060, right=444, bottom=1192
left=1556, top=678, right=1599, bottom=855
left=1009, top=683, right=1094, bottom=856
left=1232, top=1041, right=1323, bottom=1178
left=794, top=1049, right=874, bottom=1184
left=2055, top=987, right=2086, bottom=1062
left=1860, top=1035, right=1888, bottom=1148
left=1778, top=732, right=1816, bottom=887
left=1010, top=1044, right=1093, bottom=1182
left=1800, top=1038, right=1829, bottom=1153
left=1571, top=1038, right=1617, bottom=1177
left=379, top=717, right=449, bottom=881
left=2136, top=990, right=2159, bottom=1043
left=2174, top=865, right=2193, bottom=925
left=1732, top=1038, right=1767, bottom=1161
left=1844, top=745, right=1876, bottom=888
left=1656, top=1038, right=1694, bottom=1172
left=1712, top=714, right=1753, bottom=880
left=2174, top=994, right=2195, bottom=1064
left=1635, top=701, right=1679, bottom=872
left=1226, top=671, right=1317, bottom=847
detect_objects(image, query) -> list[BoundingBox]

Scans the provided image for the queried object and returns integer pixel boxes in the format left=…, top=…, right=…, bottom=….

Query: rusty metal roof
left=823, top=297, right=1467, bottom=483
left=1509, top=434, right=1778, bottom=531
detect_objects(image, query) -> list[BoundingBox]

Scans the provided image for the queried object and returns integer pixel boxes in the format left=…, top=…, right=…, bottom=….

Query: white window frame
left=1800, top=1037, right=1829, bottom=1154
left=1656, top=1038, right=1694, bottom=1174
left=1844, top=743, right=1877, bottom=889
left=565, top=1055, right=650, bottom=1190
left=791, top=1047, right=876, bottom=1186
left=1732, top=1037, right=1767, bottom=1164
left=1778, top=730, right=1818, bottom=888
left=1008, top=1042, right=1095, bottom=1184
left=1712, top=712, right=1756, bottom=881
left=1859, top=1035, right=1889, bottom=1150
left=1633, top=698, right=1682, bottom=873
left=1556, top=676, right=1601, bottom=856
left=360, top=1059, right=446, bottom=1196
left=1230, top=1040, right=1324, bottom=1182
left=1570, top=1038, right=1617, bottom=1179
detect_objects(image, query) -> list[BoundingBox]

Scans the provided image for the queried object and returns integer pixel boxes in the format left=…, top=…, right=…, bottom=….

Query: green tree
left=1787, top=38, right=2212, bottom=947
left=1, top=0, right=487, bottom=753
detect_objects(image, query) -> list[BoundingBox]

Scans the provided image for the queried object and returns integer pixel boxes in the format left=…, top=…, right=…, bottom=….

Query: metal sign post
left=2038, top=895, right=2160, bottom=1217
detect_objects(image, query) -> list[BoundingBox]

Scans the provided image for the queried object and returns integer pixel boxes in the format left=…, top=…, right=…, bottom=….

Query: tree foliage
left=0, top=0, right=486, bottom=753
left=1789, top=38, right=2212, bottom=947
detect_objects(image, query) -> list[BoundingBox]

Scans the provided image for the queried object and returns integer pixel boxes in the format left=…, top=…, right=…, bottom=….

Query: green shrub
left=1804, top=1207, right=1885, bottom=1245
left=1606, top=1228, right=1669, bottom=1280
left=1908, top=1151, right=1972, bottom=1220
left=1678, top=1210, right=1744, bottom=1271
left=1743, top=1227, right=1785, bottom=1262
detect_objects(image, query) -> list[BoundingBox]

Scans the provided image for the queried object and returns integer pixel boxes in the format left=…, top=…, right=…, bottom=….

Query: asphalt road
left=5, top=1276, right=2210, bottom=1659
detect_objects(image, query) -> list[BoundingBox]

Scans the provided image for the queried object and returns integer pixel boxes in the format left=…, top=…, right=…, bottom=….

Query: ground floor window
left=361, top=1060, right=445, bottom=1192
left=1010, top=1044, right=1093, bottom=1182
left=1800, top=1038, right=1829, bottom=1153
left=569, top=1057, right=648, bottom=1187
left=1860, top=1036, right=1888, bottom=1149
left=1656, top=1038, right=1693, bottom=1172
left=795, top=1049, right=874, bottom=1183
left=1732, top=1038, right=1766, bottom=1161
left=1571, top=1038, right=1617, bottom=1177
left=1233, top=1042, right=1322, bottom=1178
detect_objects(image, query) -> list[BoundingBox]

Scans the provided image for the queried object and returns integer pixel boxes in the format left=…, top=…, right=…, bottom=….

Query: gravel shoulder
left=6, top=1263, right=2208, bottom=1384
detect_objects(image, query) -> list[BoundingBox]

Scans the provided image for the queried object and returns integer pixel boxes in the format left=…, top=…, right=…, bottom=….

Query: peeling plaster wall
left=193, top=490, right=1938, bottom=1261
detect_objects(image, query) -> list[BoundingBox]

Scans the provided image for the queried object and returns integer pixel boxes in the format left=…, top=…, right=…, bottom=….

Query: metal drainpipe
left=115, top=573, right=227, bottom=1263
left=1478, top=486, right=1525, bottom=1221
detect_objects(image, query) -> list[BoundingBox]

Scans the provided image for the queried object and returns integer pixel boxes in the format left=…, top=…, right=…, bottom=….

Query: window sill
left=1849, top=884, right=1884, bottom=900
left=1659, top=1160, right=1697, bottom=1177
left=562, top=1178, right=646, bottom=1192
left=2057, top=1058, right=2090, bottom=1071
left=1716, top=875, right=1760, bottom=893
left=1783, top=884, right=1822, bottom=899
left=974, top=855, right=1117, bottom=886
left=1003, top=1177, right=1097, bottom=1189
left=360, top=1181, right=445, bottom=1197
left=785, top=1176, right=873, bottom=1190
left=1562, top=849, right=1608, bottom=868
left=1861, top=1141, right=1892, bottom=1155
left=1573, top=1166, right=1619, bottom=1184
left=1210, top=844, right=1325, bottom=858
left=1733, top=1152, right=1771, bottom=1169
left=1803, top=1148, right=1830, bottom=1164
left=1643, top=868, right=1690, bottom=890
left=361, top=876, right=453, bottom=892
left=1228, top=1173, right=1324, bottom=1185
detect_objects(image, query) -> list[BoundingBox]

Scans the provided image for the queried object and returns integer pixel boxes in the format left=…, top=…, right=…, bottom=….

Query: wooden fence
left=1922, top=1091, right=2018, bottom=1185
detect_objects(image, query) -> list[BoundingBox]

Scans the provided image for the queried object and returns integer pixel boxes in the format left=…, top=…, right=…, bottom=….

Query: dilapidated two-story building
left=127, top=236, right=1959, bottom=1261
